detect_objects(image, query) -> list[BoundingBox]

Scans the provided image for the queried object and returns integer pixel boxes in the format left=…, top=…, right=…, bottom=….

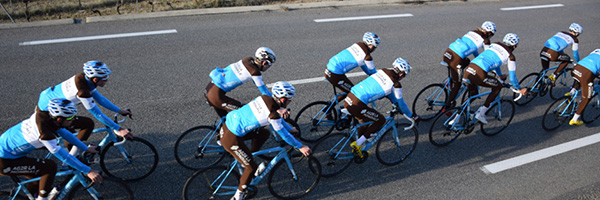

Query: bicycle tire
left=375, top=122, right=418, bottom=166
left=100, top=137, right=159, bottom=182
left=67, top=176, right=134, bottom=200
left=480, top=99, right=515, bottom=136
left=174, top=125, right=226, bottom=170
left=582, top=93, right=600, bottom=123
left=267, top=156, right=321, bottom=200
left=294, top=101, right=337, bottom=143
left=182, top=166, right=240, bottom=200
left=0, top=191, right=26, bottom=200
left=412, top=83, right=448, bottom=121
left=550, top=68, right=574, bottom=100
left=429, top=107, right=465, bottom=147
left=542, top=96, right=573, bottom=131
left=310, top=133, right=353, bottom=177
left=515, top=73, right=541, bottom=106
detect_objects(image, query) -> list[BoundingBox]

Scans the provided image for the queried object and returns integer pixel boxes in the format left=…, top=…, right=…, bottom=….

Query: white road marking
left=19, top=29, right=178, bottom=46
left=481, top=132, right=600, bottom=174
left=500, top=4, right=563, bottom=11
left=266, top=72, right=366, bottom=87
left=314, top=13, right=413, bottom=23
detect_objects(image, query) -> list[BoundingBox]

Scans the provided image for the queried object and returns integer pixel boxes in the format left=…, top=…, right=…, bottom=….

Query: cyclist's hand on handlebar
left=118, top=109, right=133, bottom=119
left=116, top=128, right=133, bottom=140
left=86, top=170, right=103, bottom=183
left=299, top=145, right=312, bottom=157
left=519, top=88, right=528, bottom=96
left=277, top=108, right=290, bottom=119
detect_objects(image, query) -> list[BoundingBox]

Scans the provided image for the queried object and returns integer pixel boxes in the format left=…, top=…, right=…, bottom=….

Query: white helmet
left=48, top=98, right=77, bottom=118
left=481, top=21, right=497, bottom=34
left=271, top=81, right=295, bottom=99
left=83, top=61, right=111, bottom=79
left=255, top=47, right=276, bottom=64
left=569, top=23, right=583, bottom=34
left=363, top=32, right=380, bottom=47
left=591, top=49, right=600, bottom=55
left=392, top=57, right=411, bottom=76
left=503, top=33, right=520, bottom=47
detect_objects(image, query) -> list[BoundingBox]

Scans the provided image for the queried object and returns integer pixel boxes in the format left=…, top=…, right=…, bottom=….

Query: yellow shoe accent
left=564, top=92, right=572, bottom=97
left=548, top=74, right=556, bottom=82
left=569, top=119, right=583, bottom=126
left=350, top=141, right=365, bottom=158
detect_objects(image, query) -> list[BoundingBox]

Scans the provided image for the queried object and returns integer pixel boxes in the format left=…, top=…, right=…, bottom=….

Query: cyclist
left=0, top=98, right=102, bottom=200
left=36, top=61, right=132, bottom=157
left=325, top=32, right=380, bottom=102
left=219, top=81, right=310, bottom=200
left=443, top=21, right=496, bottom=110
left=343, top=57, right=419, bottom=157
left=205, top=47, right=276, bottom=118
left=567, top=49, right=600, bottom=126
left=541, top=23, right=582, bottom=82
left=463, top=33, right=527, bottom=124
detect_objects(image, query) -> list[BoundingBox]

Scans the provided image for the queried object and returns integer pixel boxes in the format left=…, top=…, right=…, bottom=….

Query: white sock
left=478, top=106, right=488, bottom=114
left=36, top=196, right=48, bottom=200
left=570, top=88, right=577, bottom=94
left=572, top=114, right=581, bottom=121
left=69, top=146, right=80, bottom=157
left=356, top=136, right=367, bottom=146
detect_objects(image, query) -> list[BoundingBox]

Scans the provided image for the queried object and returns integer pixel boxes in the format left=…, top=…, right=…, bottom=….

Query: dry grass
left=0, top=0, right=329, bottom=23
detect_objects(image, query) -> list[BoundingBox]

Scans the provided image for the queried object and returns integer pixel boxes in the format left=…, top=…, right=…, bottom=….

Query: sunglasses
left=65, top=115, right=76, bottom=121
left=99, top=75, right=109, bottom=80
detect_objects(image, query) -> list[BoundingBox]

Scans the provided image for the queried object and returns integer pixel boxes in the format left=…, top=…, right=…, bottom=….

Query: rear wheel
left=310, top=133, right=353, bottom=177
left=542, top=96, right=574, bottom=131
left=412, top=83, right=448, bottom=121
left=582, top=94, right=600, bottom=123
left=550, top=68, right=574, bottom=100
left=294, top=101, right=337, bottom=143
left=429, top=107, right=465, bottom=147
left=0, top=191, right=26, bottom=200
left=174, top=126, right=225, bottom=170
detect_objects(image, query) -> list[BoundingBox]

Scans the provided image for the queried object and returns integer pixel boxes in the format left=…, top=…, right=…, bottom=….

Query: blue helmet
left=392, top=57, right=411, bottom=76
left=83, top=61, right=111, bottom=79
left=48, top=98, right=77, bottom=118
left=363, top=32, right=380, bottom=47
left=271, top=81, right=295, bottom=99
left=503, top=33, right=520, bottom=47
left=569, top=23, right=583, bottom=34
left=481, top=21, right=497, bottom=34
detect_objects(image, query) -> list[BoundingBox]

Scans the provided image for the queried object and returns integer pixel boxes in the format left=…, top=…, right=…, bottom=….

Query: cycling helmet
left=569, top=23, right=583, bottom=34
left=271, top=81, right=295, bottom=99
left=592, top=49, right=600, bottom=55
left=392, top=57, right=411, bottom=76
left=481, top=21, right=497, bottom=34
left=48, top=98, right=77, bottom=118
left=255, top=47, right=276, bottom=64
left=83, top=61, right=111, bottom=79
left=503, top=33, right=520, bottom=47
left=363, top=32, right=380, bottom=47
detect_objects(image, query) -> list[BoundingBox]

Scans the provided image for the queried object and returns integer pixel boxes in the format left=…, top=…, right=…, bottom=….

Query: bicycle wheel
left=480, top=99, right=515, bottom=136
left=294, top=101, right=337, bottom=143
left=310, top=133, right=353, bottom=177
left=175, top=125, right=227, bottom=170
left=376, top=122, right=418, bottom=166
left=550, top=68, right=574, bottom=100
left=515, top=73, right=541, bottom=106
left=429, top=107, right=465, bottom=147
left=182, top=166, right=240, bottom=200
left=0, top=191, right=26, bottom=200
left=412, top=83, right=448, bottom=121
left=267, top=156, right=321, bottom=199
left=100, top=137, right=159, bottom=182
left=542, top=96, right=573, bottom=131
left=67, top=177, right=134, bottom=200
left=582, top=94, right=600, bottom=123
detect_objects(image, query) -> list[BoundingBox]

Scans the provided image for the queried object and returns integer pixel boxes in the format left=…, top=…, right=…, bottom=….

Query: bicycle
left=428, top=83, right=522, bottom=147
left=541, top=84, right=600, bottom=131
left=174, top=116, right=301, bottom=171
left=181, top=143, right=321, bottom=200
left=310, top=107, right=418, bottom=177
left=1, top=165, right=133, bottom=199
left=514, top=61, right=575, bottom=106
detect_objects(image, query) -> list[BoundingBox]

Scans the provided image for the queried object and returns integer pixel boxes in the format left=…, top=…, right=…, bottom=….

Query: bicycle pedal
left=353, top=150, right=369, bottom=164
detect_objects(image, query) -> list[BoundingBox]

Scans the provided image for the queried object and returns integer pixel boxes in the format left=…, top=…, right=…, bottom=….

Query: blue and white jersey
left=544, top=32, right=577, bottom=53
left=326, top=42, right=376, bottom=75
left=471, top=43, right=521, bottom=89
left=351, top=70, right=394, bottom=104
left=578, top=51, right=600, bottom=75
left=209, top=57, right=271, bottom=95
left=449, top=30, right=487, bottom=59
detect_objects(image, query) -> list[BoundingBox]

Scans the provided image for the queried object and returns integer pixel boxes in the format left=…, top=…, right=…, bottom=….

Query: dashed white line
left=500, top=4, right=564, bottom=11
left=481, top=132, right=600, bottom=174
left=19, top=29, right=178, bottom=46
left=314, top=13, right=413, bottom=23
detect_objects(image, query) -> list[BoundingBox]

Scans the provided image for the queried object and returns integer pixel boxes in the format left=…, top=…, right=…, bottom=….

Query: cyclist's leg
left=344, top=93, right=385, bottom=146
left=205, top=82, right=243, bottom=117
left=443, top=49, right=463, bottom=108
left=554, top=53, right=572, bottom=77
left=246, top=127, right=270, bottom=152
left=220, top=125, right=258, bottom=198
left=325, top=69, right=353, bottom=102
left=65, top=116, right=94, bottom=156
left=572, top=65, right=594, bottom=124
left=540, top=47, right=553, bottom=72
left=0, top=157, right=57, bottom=198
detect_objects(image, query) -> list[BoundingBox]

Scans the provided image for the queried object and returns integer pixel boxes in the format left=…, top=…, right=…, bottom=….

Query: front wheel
left=412, top=83, right=448, bottom=121
left=480, top=99, right=515, bottom=136
left=582, top=94, right=600, bottom=124
left=174, top=126, right=226, bottom=170
left=515, top=73, right=541, bottom=106
left=182, top=166, right=240, bottom=200
left=376, top=122, right=418, bottom=166
left=100, top=137, right=159, bottom=182
left=542, top=96, right=573, bottom=131
left=429, top=107, right=465, bottom=147
left=310, top=133, right=354, bottom=177
left=294, top=101, right=337, bottom=143
left=67, top=176, right=134, bottom=200
left=267, top=156, right=321, bottom=199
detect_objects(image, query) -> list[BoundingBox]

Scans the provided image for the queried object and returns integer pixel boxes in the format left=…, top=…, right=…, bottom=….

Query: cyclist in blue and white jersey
left=567, top=49, right=600, bottom=125
left=205, top=47, right=276, bottom=118
left=541, top=23, right=582, bottom=82
left=1, top=98, right=102, bottom=200
left=443, top=21, right=496, bottom=110
left=219, top=81, right=311, bottom=200
left=325, top=32, right=380, bottom=102
left=36, top=61, right=132, bottom=157
left=463, top=33, right=528, bottom=124
left=343, top=57, right=419, bottom=156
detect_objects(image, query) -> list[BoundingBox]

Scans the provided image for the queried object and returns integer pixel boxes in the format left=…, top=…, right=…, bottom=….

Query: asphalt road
left=1, top=0, right=599, bottom=199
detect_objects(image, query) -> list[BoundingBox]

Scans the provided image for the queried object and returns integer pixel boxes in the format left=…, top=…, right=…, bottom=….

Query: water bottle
left=254, top=162, right=266, bottom=177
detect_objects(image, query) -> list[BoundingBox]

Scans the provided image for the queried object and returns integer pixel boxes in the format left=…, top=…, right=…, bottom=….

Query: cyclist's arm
left=56, top=128, right=88, bottom=152
left=507, top=61, right=521, bottom=89
left=79, top=96, right=121, bottom=130
left=269, top=118, right=302, bottom=149
left=251, top=75, right=272, bottom=96
left=91, top=90, right=120, bottom=113
left=388, top=88, right=413, bottom=117
left=573, top=42, right=580, bottom=62
left=41, top=139, right=91, bottom=174
left=361, top=60, right=377, bottom=75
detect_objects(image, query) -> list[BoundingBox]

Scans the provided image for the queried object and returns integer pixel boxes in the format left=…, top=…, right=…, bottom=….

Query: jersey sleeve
left=269, top=118, right=302, bottom=149
left=91, top=90, right=121, bottom=113
left=88, top=105, right=121, bottom=130
left=40, top=139, right=91, bottom=174
left=387, top=88, right=413, bottom=117
left=251, top=75, right=272, bottom=96
left=507, top=61, right=520, bottom=89
left=361, top=60, right=377, bottom=75
left=56, top=128, right=88, bottom=151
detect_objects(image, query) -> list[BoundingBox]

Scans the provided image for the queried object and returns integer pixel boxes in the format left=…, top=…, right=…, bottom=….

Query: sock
left=356, top=136, right=367, bottom=146
left=572, top=114, right=581, bottom=121
left=478, top=106, right=488, bottom=114
left=36, top=196, right=48, bottom=200
left=570, top=88, right=576, bottom=94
